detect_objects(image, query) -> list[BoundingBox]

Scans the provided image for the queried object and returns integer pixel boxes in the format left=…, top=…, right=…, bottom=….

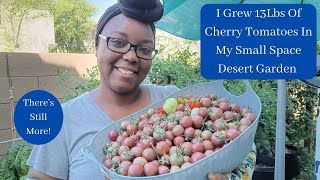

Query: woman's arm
left=27, top=168, right=60, bottom=180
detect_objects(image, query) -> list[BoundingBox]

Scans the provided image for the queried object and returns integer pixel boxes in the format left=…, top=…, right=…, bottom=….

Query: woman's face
left=96, top=14, right=154, bottom=94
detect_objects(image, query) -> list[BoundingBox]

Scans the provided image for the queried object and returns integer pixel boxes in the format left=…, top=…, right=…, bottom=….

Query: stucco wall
left=0, top=52, right=97, bottom=155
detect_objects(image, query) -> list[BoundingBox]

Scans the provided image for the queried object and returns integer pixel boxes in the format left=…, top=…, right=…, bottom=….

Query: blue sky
left=87, top=0, right=117, bottom=21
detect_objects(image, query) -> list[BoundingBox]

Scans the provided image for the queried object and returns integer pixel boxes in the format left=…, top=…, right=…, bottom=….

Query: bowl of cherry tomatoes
left=82, top=80, right=261, bottom=180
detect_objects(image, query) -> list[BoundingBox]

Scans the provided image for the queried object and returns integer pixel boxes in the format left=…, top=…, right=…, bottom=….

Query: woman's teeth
left=117, top=67, right=135, bottom=75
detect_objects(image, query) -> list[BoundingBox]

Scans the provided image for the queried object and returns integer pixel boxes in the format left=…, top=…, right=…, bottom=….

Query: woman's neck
left=90, top=84, right=151, bottom=120
left=93, top=84, right=143, bottom=106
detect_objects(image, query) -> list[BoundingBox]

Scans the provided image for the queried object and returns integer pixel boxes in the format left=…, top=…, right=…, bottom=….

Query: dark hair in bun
left=95, top=0, right=164, bottom=47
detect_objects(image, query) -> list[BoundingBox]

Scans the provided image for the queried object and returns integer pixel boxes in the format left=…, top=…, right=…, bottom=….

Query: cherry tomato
left=157, top=107, right=166, bottom=115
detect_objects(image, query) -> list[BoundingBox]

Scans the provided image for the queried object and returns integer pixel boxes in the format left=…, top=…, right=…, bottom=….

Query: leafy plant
left=0, top=140, right=33, bottom=180
left=296, top=144, right=316, bottom=179
left=147, top=57, right=209, bottom=88
left=0, top=0, right=51, bottom=52
left=147, top=30, right=209, bottom=88
left=221, top=80, right=316, bottom=179
left=49, top=0, right=98, bottom=53
left=57, top=66, right=100, bottom=103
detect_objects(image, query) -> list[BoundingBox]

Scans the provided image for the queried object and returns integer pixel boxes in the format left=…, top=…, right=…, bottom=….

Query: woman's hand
left=208, top=172, right=229, bottom=180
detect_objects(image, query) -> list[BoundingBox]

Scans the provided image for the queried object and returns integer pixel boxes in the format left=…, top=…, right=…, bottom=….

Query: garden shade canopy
left=156, top=0, right=320, bottom=40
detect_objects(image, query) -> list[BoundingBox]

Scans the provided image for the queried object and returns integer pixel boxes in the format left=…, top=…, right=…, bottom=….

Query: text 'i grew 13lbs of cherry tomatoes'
left=103, top=94, right=256, bottom=177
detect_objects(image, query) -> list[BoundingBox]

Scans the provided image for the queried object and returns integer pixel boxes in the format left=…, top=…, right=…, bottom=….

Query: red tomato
left=191, top=152, right=205, bottom=163
left=180, top=116, right=193, bottom=128
left=184, top=127, right=195, bottom=139
left=188, top=102, right=196, bottom=109
left=200, top=98, right=212, bottom=108
left=240, top=118, right=252, bottom=126
left=128, top=164, right=144, bottom=176
left=108, top=130, right=119, bottom=141
left=204, top=150, right=215, bottom=156
left=142, top=148, right=157, bottom=162
left=127, top=124, right=138, bottom=135
left=181, top=142, right=193, bottom=156
left=244, top=112, right=256, bottom=122
left=239, top=124, right=249, bottom=133
left=120, top=151, right=134, bottom=162
left=123, top=137, right=135, bottom=148
left=167, top=121, right=177, bottom=131
left=230, top=103, right=241, bottom=113
left=188, top=101, right=201, bottom=109
left=138, top=120, right=148, bottom=130
left=132, top=157, right=147, bottom=167
left=173, top=136, right=185, bottom=146
left=177, top=104, right=185, bottom=111
left=192, top=141, right=205, bottom=153
left=226, top=129, right=240, bottom=140
left=165, top=139, right=172, bottom=148
left=198, top=107, right=209, bottom=118
left=158, top=165, right=170, bottom=175
left=119, top=161, right=132, bottom=176
left=172, top=125, right=184, bottom=136
left=103, top=159, right=112, bottom=169
left=143, top=126, right=153, bottom=136
left=155, top=141, right=170, bottom=156
left=190, top=114, right=203, bottom=129
left=141, top=137, right=155, bottom=148
left=210, top=134, right=225, bottom=146
left=157, top=107, right=166, bottom=115
left=151, top=160, right=160, bottom=168
left=130, top=146, right=144, bottom=158
left=202, top=140, right=214, bottom=151
left=164, top=131, right=175, bottom=142
left=144, top=162, right=158, bottom=176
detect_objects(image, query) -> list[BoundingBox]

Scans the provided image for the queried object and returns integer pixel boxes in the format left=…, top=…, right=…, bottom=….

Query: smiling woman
left=26, top=0, right=255, bottom=180
left=26, top=1, right=178, bottom=180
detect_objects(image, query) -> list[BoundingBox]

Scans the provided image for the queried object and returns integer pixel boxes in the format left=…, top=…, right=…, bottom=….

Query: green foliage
left=0, top=140, right=33, bottom=180
left=296, top=144, right=316, bottom=179
left=147, top=31, right=209, bottom=88
left=0, top=0, right=97, bottom=53
left=224, top=80, right=317, bottom=179
left=0, top=31, right=16, bottom=52
left=286, top=80, right=317, bottom=146
left=317, top=40, right=320, bottom=55
left=0, top=0, right=51, bottom=52
left=49, top=0, right=98, bottom=53
left=57, top=66, right=100, bottom=103
left=147, top=57, right=209, bottom=88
